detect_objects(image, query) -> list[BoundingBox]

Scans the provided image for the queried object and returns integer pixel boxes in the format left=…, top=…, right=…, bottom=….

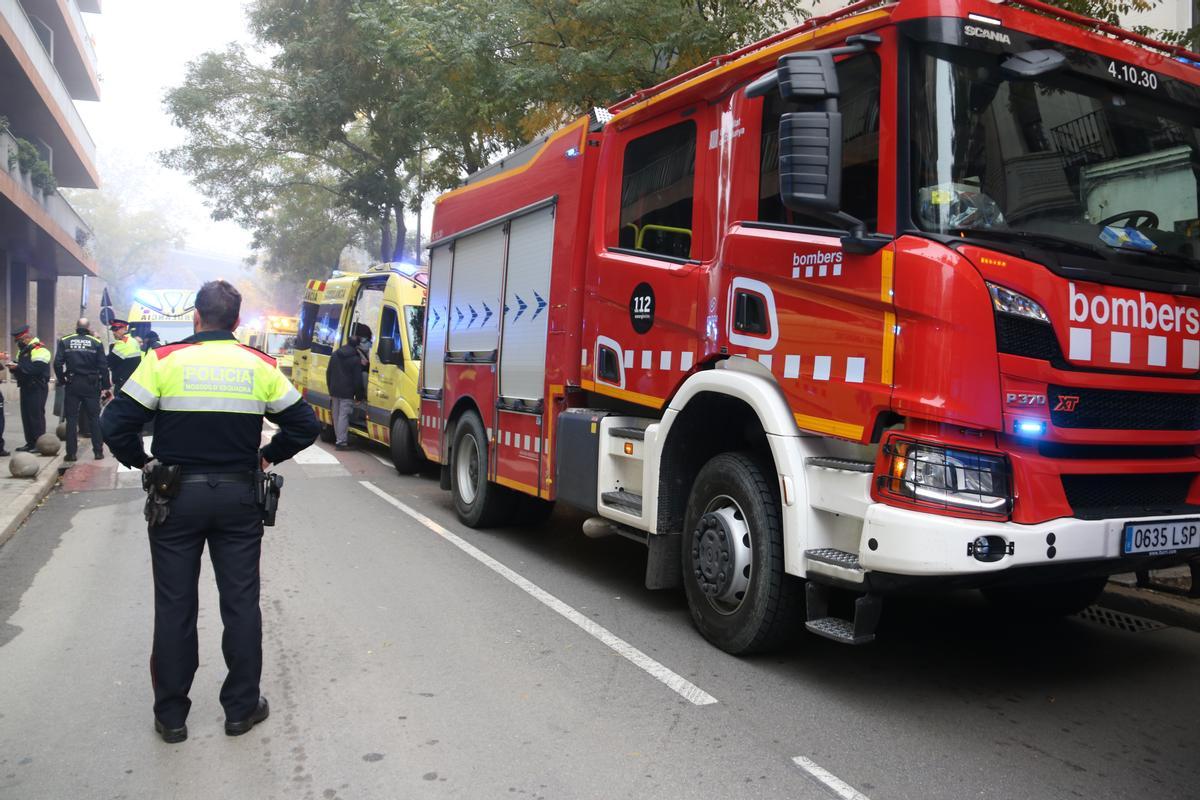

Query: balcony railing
left=0, top=0, right=97, bottom=163
left=64, top=0, right=98, bottom=71
left=1, top=129, right=94, bottom=255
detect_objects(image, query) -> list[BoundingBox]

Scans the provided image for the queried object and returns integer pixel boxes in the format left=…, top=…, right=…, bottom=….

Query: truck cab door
left=582, top=110, right=714, bottom=407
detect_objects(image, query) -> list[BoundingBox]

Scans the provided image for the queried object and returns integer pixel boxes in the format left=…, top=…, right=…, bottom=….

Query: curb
left=1101, top=583, right=1200, bottom=633
left=0, top=453, right=66, bottom=549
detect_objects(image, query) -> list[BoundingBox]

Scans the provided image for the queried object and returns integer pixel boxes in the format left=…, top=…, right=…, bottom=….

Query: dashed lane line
left=371, top=454, right=392, bottom=468
left=792, top=757, right=872, bottom=800
left=358, top=480, right=718, bottom=707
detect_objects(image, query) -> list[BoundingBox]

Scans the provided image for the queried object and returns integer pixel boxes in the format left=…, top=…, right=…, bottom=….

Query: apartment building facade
left=0, top=0, right=98, bottom=348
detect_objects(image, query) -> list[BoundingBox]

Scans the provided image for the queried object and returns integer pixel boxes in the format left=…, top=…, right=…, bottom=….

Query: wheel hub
left=691, top=504, right=752, bottom=611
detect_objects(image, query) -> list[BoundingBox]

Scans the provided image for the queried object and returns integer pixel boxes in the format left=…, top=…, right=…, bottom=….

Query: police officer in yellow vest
left=106, top=319, right=142, bottom=393
left=102, top=280, right=320, bottom=744
left=7, top=325, right=52, bottom=451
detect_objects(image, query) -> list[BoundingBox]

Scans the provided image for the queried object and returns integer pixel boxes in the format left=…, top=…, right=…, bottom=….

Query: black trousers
left=64, top=377, right=103, bottom=458
left=148, top=479, right=264, bottom=727
left=19, top=384, right=47, bottom=447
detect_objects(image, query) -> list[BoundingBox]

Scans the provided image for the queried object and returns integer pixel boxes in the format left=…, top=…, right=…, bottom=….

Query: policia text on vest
left=101, top=280, right=320, bottom=744
left=55, top=319, right=111, bottom=461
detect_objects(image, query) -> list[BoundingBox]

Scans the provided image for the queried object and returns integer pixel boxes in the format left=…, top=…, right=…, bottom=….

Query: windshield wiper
left=1103, top=243, right=1200, bottom=273
left=947, top=228, right=1108, bottom=259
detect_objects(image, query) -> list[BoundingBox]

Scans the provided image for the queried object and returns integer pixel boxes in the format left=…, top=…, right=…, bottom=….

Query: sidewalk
left=0, top=381, right=65, bottom=548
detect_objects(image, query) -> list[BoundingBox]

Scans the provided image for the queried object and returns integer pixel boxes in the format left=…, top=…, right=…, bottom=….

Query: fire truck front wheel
left=451, top=411, right=513, bottom=528
left=681, top=452, right=802, bottom=655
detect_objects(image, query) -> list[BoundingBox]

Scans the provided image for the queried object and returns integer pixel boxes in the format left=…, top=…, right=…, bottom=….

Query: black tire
left=982, top=576, right=1107, bottom=619
left=513, top=495, right=556, bottom=528
left=681, top=452, right=802, bottom=655
left=390, top=416, right=424, bottom=474
left=450, top=412, right=513, bottom=528
left=319, top=423, right=336, bottom=444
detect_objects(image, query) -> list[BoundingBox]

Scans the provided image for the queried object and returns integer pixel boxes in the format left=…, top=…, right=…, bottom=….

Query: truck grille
left=1061, top=472, right=1198, bottom=519
left=995, top=315, right=1061, bottom=361
left=1049, top=385, right=1200, bottom=431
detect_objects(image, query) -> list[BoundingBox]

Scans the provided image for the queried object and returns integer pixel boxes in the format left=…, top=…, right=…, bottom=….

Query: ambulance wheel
left=390, top=417, right=424, bottom=474
left=319, top=423, right=336, bottom=444
left=451, top=412, right=513, bottom=528
left=681, top=452, right=801, bottom=655
left=981, top=576, right=1107, bottom=619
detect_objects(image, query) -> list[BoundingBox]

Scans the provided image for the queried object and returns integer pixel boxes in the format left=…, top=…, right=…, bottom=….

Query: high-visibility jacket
left=107, top=335, right=143, bottom=389
left=14, top=338, right=51, bottom=389
left=101, top=330, right=320, bottom=470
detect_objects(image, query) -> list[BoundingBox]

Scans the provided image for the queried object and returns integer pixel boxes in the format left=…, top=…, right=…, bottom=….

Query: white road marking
left=293, top=444, right=339, bottom=464
left=372, top=454, right=393, bottom=468
left=359, top=481, right=718, bottom=707
left=791, top=757, right=871, bottom=800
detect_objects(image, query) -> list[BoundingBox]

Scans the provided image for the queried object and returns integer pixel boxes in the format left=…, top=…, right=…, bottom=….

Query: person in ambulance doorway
left=101, top=280, right=320, bottom=744
left=325, top=333, right=367, bottom=450
left=6, top=325, right=51, bottom=452
left=107, top=319, right=142, bottom=394
left=55, top=317, right=112, bottom=462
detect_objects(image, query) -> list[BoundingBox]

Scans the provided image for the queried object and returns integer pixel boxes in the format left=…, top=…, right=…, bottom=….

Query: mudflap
left=645, top=532, right=683, bottom=590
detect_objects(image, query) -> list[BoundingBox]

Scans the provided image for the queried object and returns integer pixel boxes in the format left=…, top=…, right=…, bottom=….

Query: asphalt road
left=0, top=437, right=1197, bottom=800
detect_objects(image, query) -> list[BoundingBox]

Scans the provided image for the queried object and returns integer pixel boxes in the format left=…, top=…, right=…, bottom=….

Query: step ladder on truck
left=418, top=0, right=1200, bottom=652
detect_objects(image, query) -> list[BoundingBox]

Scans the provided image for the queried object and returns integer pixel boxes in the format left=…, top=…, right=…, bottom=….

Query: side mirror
left=780, top=111, right=842, bottom=213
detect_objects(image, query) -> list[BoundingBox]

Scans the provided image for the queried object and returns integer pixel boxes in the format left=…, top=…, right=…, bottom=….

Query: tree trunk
left=379, top=209, right=393, bottom=264
left=393, top=207, right=408, bottom=263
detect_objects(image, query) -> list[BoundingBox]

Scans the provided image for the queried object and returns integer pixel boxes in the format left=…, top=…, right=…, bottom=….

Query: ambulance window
left=619, top=120, right=697, bottom=259
left=758, top=53, right=880, bottom=229
left=404, top=305, right=424, bottom=361
left=378, top=306, right=404, bottom=366
left=348, top=282, right=385, bottom=347
left=312, top=303, right=343, bottom=354
left=296, top=301, right=317, bottom=349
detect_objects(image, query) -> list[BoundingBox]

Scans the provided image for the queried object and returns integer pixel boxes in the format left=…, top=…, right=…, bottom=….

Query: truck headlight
left=987, top=282, right=1049, bottom=323
left=877, top=437, right=1012, bottom=518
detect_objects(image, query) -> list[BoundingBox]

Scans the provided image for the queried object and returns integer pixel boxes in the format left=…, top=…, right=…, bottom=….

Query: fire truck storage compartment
left=447, top=225, right=505, bottom=355
left=499, top=205, right=556, bottom=403
left=424, top=244, right=452, bottom=392
left=556, top=409, right=620, bottom=515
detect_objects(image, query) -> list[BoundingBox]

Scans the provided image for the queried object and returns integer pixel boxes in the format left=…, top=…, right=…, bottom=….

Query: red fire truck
left=420, top=0, right=1200, bottom=651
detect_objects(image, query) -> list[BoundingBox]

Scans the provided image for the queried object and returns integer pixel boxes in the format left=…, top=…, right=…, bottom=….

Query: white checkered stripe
left=420, top=414, right=442, bottom=429
left=740, top=352, right=867, bottom=384
left=500, top=428, right=547, bottom=455
left=1068, top=327, right=1200, bottom=370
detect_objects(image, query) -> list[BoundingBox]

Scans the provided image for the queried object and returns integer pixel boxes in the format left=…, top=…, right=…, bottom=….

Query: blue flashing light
left=1014, top=419, right=1047, bottom=437
left=564, top=147, right=581, bottom=159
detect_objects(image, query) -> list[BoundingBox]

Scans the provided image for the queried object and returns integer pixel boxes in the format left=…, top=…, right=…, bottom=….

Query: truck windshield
left=910, top=43, right=1200, bottom=273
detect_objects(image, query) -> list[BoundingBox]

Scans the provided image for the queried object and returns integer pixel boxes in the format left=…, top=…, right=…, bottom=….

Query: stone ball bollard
left=56, top=421, right=67, bottom=440
left=9, top=452, right=39, bottom=478
left=36, top=433, right=61, bottom=456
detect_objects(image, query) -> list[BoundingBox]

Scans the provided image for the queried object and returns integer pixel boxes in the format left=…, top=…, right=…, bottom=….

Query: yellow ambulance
left=296, top=263, right=428, bottom=471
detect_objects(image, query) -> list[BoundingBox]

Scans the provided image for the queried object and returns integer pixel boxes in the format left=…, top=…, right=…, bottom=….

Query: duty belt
left=179, top=472, right=256, bottom=485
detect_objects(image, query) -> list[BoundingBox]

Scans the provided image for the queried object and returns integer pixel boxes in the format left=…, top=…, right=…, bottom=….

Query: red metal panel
left=494, top=411, right=544, bottom=497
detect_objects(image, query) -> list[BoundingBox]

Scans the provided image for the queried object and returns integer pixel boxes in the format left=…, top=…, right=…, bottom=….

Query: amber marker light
left=624, top=442, right=634, bottom=455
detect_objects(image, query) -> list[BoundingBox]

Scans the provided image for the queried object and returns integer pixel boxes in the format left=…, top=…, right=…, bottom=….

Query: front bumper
left=860, top=502, right=1197, bottom=582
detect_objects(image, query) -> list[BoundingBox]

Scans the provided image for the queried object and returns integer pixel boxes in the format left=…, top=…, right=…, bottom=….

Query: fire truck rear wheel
left=451, top=411, right=513, bottom=528
left=981, top=576, right=1107, bottom=619
left=681, top=451, right=801, bottom=655
left=390, top=417, right=424, bottom=474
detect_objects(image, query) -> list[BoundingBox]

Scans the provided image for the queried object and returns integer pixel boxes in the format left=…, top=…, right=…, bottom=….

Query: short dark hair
left=195, top=280, right=242, bottom=330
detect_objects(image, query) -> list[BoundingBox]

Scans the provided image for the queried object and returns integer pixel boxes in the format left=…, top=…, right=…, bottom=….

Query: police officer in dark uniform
left=55, top=317, right=111, bottom=462
left=102, top=280, right=320, bottom=744
left=7, top=325, right=51, bottom=451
